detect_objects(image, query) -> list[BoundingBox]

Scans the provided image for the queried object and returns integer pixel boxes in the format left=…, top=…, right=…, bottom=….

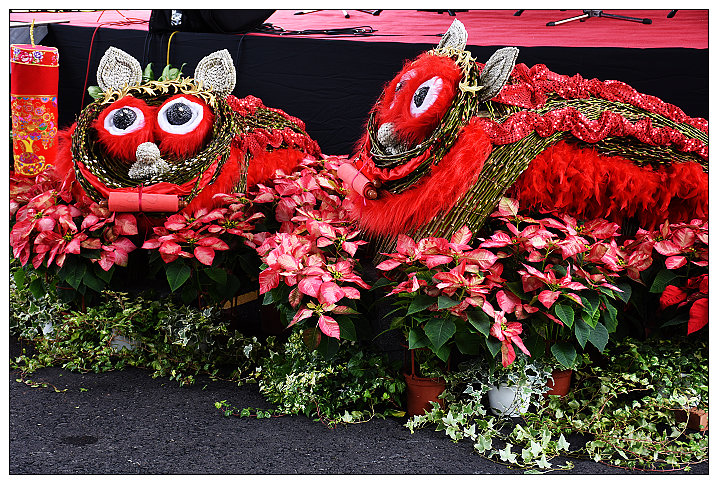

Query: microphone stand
left=547, top=10, right=652, bottom=26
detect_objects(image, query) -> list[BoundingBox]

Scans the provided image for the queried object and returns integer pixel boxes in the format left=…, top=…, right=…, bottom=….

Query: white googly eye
left=157, top=97, right=204, bottom=135
left=390, top=70, right=417, bottom=109
left=410, top=76, right=443, bottom=117
left=103, top=106, right=145, bottom=135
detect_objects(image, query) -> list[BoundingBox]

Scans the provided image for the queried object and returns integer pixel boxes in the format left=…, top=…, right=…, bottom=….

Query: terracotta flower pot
left=545, top=369, right=573, bottom=397
left=404, top=373, right=446, bottom=417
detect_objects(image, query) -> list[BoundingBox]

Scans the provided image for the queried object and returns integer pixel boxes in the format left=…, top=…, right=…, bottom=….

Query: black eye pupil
left=112, top=108, right=137, bottom=130
left=166, top=103, right=193, bottom=125
left=413, top=86, right=430, bottom=107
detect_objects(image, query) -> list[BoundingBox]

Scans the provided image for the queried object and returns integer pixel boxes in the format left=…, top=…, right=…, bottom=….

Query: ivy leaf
left=557, top=434, right=570, bottom=451
left=423, top=319, right=456, bottom=351
left=537, top=454, right=552, bottom=469
left=499, top=443, right=518, bottom=464
left=166, top=261, right=191, bottom=292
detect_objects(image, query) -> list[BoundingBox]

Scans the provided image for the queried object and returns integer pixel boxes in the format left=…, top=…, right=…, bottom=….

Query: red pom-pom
left=154, top=94, right=214, bottom=158
left=94, top=96, right=155, bottom=162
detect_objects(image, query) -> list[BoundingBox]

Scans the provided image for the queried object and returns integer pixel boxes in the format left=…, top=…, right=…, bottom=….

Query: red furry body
left=510, top=141, right=708, bottom=229
left=350, top=50, right=708, bottom=237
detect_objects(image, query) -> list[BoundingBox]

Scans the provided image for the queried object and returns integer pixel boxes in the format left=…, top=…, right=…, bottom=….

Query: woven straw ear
left=96, top=47, right=143, bottom=93
left=437, top=19, right=468, bottom=52
left=477, top=47, right=519, bottom=102
left=194, top=49, right=236, bottom=98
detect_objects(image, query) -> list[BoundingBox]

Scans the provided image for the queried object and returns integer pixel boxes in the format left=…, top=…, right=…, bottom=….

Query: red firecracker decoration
left=10, top=42, right=59, bottom=176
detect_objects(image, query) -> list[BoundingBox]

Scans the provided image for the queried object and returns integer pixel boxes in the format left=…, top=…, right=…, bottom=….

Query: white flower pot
left=487, top=384, right=530, bottom=417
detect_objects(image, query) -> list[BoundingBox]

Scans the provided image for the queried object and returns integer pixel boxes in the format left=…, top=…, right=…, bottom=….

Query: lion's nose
left=135, top=142, right=162, bottom=164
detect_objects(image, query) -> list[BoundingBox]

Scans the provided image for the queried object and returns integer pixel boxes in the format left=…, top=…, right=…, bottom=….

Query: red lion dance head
left=55, top=47, right=320, bottom=214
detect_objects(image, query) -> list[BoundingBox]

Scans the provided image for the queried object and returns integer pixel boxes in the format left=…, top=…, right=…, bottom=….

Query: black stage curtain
left=44, top=24, right=708, bottom=156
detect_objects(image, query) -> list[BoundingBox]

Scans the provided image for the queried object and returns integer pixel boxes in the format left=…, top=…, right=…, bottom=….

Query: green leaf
left=615, top=281, right=632, bottom=303
left=408, top=327, right=430, bottom=350
left=551, top=342, right=577, bottom=369
left=94, top=264, right=114, bottom=284
left=574, top=318, right=591, bottom=348
left=407, top=293, right=435, bottom=315
left=203, top=267, right=227, bottom=286
left=423, top=319, right=456, bottom=351
left=454, top=332, right=483, bottom=355
left=82, top=270, right=105, bottom=293
left=581, top=293, right=600, bottom=315
left=160, top=64, right=172, bottom=81
left=62, top=262, right=87, bottom=290
left=262, top=290, right=276, bottom=306
left=554, top=304, right=575, bottom=328
left=87, top=85, right=104, bottom=100
left=486, top=337, right=501, bottom=358
left=437, top=295, right=459, bottom=309
left=587, top=322, right=609, bottom=353
left=335, top=316, right=357, bottom=341
left=434, top=342, right=451, bottom=362
left=13, top=267, right=26, bottom=289
left=28, top=277, right=46, bottom=299
left=142, top=62, right=154, bottom=82
left=166, top=261, right=191, bottom=292
left=661, top=314, right=689, bottom=328
left=467, top=309, right=491, bottom=337
left=649, top=268, right=677, bottom=294
left=602, top=301, right=619, bottom=333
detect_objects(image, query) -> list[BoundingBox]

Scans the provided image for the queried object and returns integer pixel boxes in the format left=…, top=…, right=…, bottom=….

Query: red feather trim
left=349, top=120, right=492, bottom=237
left=510, top=141, right=708, bottom=228
left=246, top=148, right=307, bottom=188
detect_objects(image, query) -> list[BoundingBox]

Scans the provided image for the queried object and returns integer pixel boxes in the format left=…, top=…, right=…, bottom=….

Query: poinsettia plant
left=374, top=197, right=630, bottom=370
left=140, top=192, right=267, bottom=306
left=9, top=168, right=269, bottom=308
left=616, top=218, right=708, bottom=337
left=255, top=155, right=373, bottom=352
left=10, top=170, right=139, bottom=306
